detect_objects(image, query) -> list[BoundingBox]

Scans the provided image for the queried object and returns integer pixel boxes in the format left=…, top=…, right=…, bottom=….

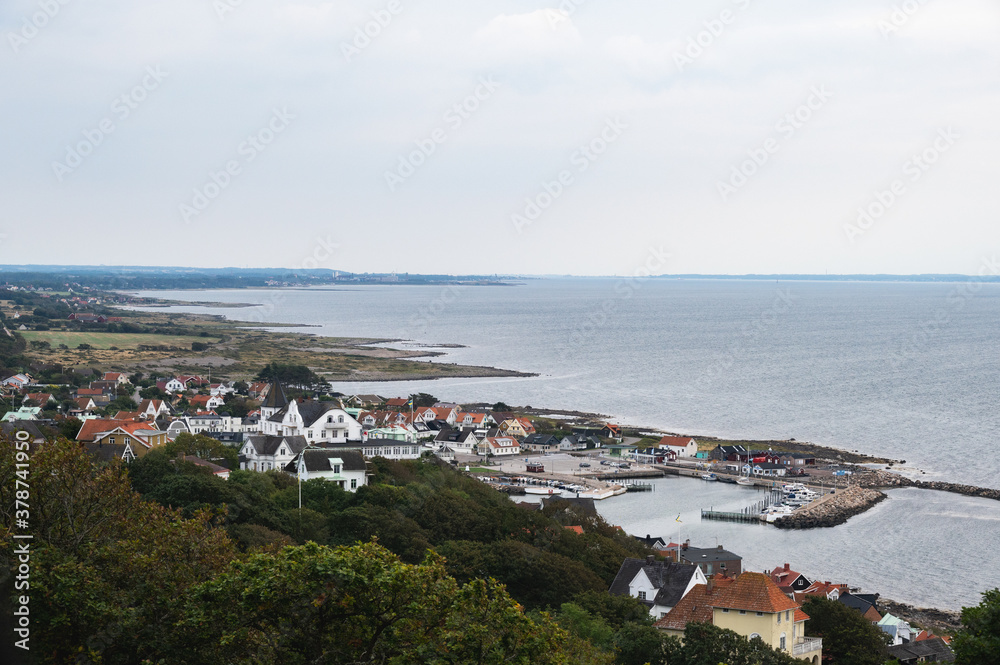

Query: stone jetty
left=774, top=485, right=887, bottom=529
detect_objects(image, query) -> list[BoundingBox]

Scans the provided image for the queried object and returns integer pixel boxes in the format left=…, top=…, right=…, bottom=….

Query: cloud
left=472, top=10, right=583, bottom=63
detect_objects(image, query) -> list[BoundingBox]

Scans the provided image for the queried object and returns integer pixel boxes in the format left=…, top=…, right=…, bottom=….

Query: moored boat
left=701, top=473, right=718, bottom=481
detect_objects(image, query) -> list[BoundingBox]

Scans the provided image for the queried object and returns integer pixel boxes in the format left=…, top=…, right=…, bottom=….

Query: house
left=657, top=572, right=822, bottom=663
left=631, top=446, right=676, bottom=465
left=240, top=434, right=308, bottom=472
left=461, top=412, right=496, bottom=431
left=24, top=392, right=55, bottom=406
left=778, top=453, right=816, bottom=467
left=744, top=462, right=787, bottom=477
left=878, top=614, right=913, bottom=646
left=189, top=394, right=225, bottom=410
left=367, top=424, right=417, bottom=442
left=658, top=436, right=698, bottom=458
left=798, top=580, right=848, bottom=603
left=78, top=420, right=168, bottom=458
left=632, top=534, right=672, bottom=553
left=113, top=411, right=143, bottom=421
left=434, top=428, right=480, bottom=453
left=247, top=381, right=270, bottom=399
left=768, top=563, right=812, bottom=593
left=477, top=436, right=521, bottom=456
left=3, top=407, right=42, bottom=422
left=654, top=576, right=735, bottom=637
left=412, top=406, right=459, bottom=426
left=178, top=454, right=231, bottom=480
left=262, top=399, right=363, bottom=444
left=165, top=419, right=190, bottom=440
left=497, top=418, right=534, bottom=438
left=186, top=411, right=225, bottom=434
left=887, top=638, right=955, bottom=664
left=384, top=397, right=409, bottom=409
left=157, top=377, right=186, bottom=393
left=1, top=421, right=46, bottom=445
left=137, top=398, right=171, bottom=419
left=208, top=382, right=234, bottom=396
left=103, top=372, right=129, bottom=386
left=1, top=374, right=32, bottom=389
left=709, top=444, right=749, bottom=462
left=560, top=434, right=600, bottom=450
left=284, top=449, right=368, bottom=491
left=346, top=394, right=385, bottom=408
left=520, top=434, right=561, bottom=452
left=670, top=541, right=743, bottom=577
left=601, top=423, right=622, bottom=440
left=70, top=397, right=97, bottom=416
left=609, top=555, right=707, bottom=619
left=325, top=439, right=422, bottom=461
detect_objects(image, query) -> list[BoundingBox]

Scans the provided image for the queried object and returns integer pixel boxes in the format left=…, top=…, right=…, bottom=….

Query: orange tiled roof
left=76, top=419, right=140, bottom=442
left=655, top=580, right=735, bottom=631
left=564, top=525, right=584, bottom=535
left=794, top=608, right=810, bottom=623
left=708, top=572, right=799, bottom=613
left=658, top=435, right=696, bottom=447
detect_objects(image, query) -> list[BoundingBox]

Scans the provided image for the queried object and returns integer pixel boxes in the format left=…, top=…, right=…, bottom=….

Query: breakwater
left=774, top=486, right=887, bottom=529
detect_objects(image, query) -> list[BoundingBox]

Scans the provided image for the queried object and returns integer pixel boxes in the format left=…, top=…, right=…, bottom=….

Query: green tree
left=166, top=432, right=239, bottom=469
left=802, top=596, right=890, bottom=665
left=412, top=392, right=438, bottom=407
left=492, top=401, right=513, bottom=412
left=953, top=588, right=1000, bottom=665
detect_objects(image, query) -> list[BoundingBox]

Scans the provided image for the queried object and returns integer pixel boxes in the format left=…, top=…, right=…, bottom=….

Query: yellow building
left=656, top=572, right=822, bottom=663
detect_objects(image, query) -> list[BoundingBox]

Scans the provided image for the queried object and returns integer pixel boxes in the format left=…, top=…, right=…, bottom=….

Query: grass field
left=21, top=331, right=219, bottom=350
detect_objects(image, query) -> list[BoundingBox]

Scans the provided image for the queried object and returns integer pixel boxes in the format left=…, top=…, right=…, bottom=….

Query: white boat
left=701, top=473, right=718, bottom=481
left=524, top=487, right=560, bottom=495
left=736, top=477, right=755, bottom=486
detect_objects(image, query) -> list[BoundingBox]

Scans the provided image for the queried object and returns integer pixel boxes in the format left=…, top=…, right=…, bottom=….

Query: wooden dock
left=701, top=509, right=764, bottom=524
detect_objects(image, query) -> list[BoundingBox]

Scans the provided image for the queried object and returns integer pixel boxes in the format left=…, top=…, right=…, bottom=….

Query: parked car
left=579, top=462, right=590, bottom=468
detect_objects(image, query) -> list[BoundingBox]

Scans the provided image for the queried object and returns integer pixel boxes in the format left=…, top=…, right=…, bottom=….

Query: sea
left=132, top=278, right=1000, bottom=610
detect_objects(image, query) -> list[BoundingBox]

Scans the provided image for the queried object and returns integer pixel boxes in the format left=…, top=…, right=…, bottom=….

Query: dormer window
left=338, top=415, right=344, bottom=423
left=637, top=591, right=646, bottom=600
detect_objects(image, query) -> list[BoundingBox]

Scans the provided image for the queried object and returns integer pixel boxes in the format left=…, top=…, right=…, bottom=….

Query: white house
left=1, top=374, right=31, bottom=389
left=285, top=449, right=368, bottom=492
left=433, top=428, right=480, bottom=453
left=877, top=614, right=912, bottom=646
left=658, top=436, right=699, bottom=458
left=262, top=399, right=363, bottom=444
left=609, top=557, right=707, bottom=619
left=329, top=439, right=422, bottom=460
left=478, top=436, right=521, bottom=456
left=159, top=377, right=186, bottom=393
left=240, top=434, right=308, bottom=472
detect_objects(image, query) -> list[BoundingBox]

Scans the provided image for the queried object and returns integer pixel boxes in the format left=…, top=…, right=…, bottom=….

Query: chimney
left=682, top=540, right=689, bottom=551
left=646, top=555, right=655, bottom=565
left=784, top=563, right=790, bottom=571
left=707, top=578, right=715, bottom=593
left=717, top=545, right=723, bottom=551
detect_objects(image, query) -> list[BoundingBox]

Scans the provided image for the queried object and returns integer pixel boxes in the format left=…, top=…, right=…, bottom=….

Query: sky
left=1, top=0, right=998, bottom=276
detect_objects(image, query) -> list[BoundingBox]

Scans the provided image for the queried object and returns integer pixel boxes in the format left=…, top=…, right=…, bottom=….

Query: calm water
left=133, top=279, right=1000, bottom=609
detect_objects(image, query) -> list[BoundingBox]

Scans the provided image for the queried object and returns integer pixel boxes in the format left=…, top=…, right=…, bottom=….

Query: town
left=0, top=366, right=958, bottom=662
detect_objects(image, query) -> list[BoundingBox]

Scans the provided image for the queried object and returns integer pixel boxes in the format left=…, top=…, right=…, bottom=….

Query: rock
left=774, top=486, right=887, bottom=529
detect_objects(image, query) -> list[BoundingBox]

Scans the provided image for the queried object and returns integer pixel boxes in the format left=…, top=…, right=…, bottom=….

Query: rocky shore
left=774, top=486, right=887, bottom=529
left=880, top=598, right=962, bottom=634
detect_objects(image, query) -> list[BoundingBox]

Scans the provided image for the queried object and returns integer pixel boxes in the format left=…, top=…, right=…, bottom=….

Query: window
left=706, top=564, right=713, bottom=574
left=739, top=610, right=746, bottom=615
left=351, top=479, right=357, bottom=489
left=749, top=633, right=760, bottom=640
left=780, top=634, right=786, bottom=650
left=786, top=610, right=790, bottom=621
left=327, top=416, right=333, bottom=423
left=777, top=611, right=781, bottom=623
left=757, top=611, right=764, bottom=617
left=333, top=464, right=341, bottom=474
left=338, top=415, right=344, bottom=423
left=721, top=608, right=729, bottom=613
left=637, top=591, right=646, bottom=600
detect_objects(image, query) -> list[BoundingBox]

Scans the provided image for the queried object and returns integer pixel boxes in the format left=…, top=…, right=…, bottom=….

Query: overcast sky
left=1, top=0, right=998, bottom=276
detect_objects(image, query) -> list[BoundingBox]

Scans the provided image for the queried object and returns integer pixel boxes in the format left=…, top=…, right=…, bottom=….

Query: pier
left=701, top=509, right=763, bottom=524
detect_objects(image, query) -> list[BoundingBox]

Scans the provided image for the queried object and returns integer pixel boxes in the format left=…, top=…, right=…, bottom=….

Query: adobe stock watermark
left=511, top=117, right=628, bottom=235
left=888, top=256, right=1000, bottom=369
left=213, top=0, right=247, bottom=21
left=674, top=0, right=754, bottom=72
left=398, top=285, right=464, bottom=340
left=878, top=0, right=932, bottom=38
left=695, top=288, right=797, bottom=389
left=560, top=246, right=670, bottom=359
left=717, top=85, right=833, bottom=202
left=51, top=66, right=168, bottom=182
left=545, top=0, right=588, bottom=30
left=341, top=0, right=405, bottom=62
left=7, top=0, right=72, bottom=53
left=178, top=107, right=295, bottom=223
left=245, top=235, right=340, bottom=325
left=843, top=127, right=958, bottom=243
left=384, top=76, right=501, bottom=192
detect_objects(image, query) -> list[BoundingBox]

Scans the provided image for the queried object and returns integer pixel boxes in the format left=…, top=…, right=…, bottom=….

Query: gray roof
left=268, top=400, right=347, bottom=427
left=0, top=421, right=45, bottom=441
left=434, top=428, right=476, bottom=443
left=679, top=545, right=742, bottom=564
left=522, top=434, right=560, bottom=446
left=285, top=449, right=367, bottom=473
left=887, top=638, right=954, bottom=663
left=83, top=442, right=130, bottom=462
left=633, top=534, right=668, bottom=548
left=261, top=383, right=288, bottom=410
left=244, top=434, right=308, bottom=456
left=609, top=558, right=700, bottom=608
left=838, top=592, right=876, bottom=614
